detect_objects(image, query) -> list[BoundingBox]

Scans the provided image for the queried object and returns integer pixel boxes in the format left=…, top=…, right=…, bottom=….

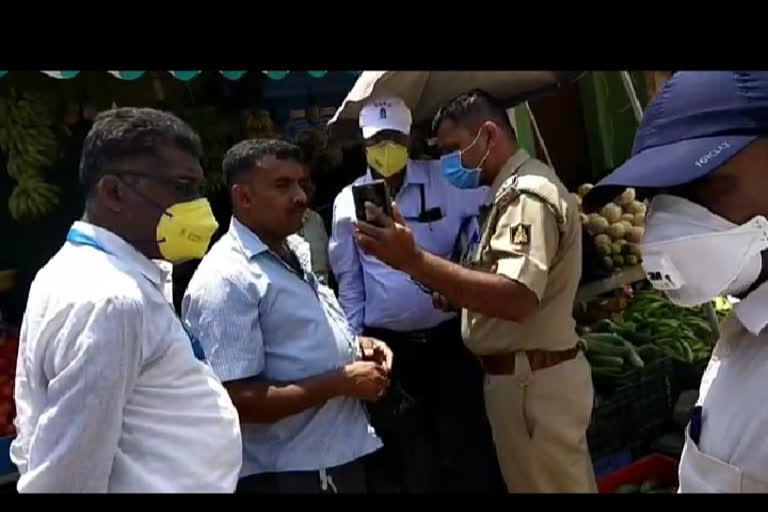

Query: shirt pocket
left=409, top=215, right=459, bottom=257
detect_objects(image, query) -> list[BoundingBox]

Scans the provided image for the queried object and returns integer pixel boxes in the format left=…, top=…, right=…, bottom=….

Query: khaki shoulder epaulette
left=512, top=161, right=568, bottom=228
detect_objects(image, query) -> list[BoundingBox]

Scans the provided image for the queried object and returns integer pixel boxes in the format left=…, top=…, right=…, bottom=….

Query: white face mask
left=640, top=194, right=768, bottom=307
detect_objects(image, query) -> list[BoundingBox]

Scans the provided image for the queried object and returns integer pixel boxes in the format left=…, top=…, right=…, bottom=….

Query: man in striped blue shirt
left=182, top=139, right=393, bottom=493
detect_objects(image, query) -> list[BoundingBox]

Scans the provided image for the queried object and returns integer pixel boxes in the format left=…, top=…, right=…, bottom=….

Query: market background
left=0, top=70, right=716, bottom=493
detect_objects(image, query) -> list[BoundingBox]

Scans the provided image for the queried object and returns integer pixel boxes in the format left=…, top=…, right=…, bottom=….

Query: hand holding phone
left=352, top=180, right=393, bottom=227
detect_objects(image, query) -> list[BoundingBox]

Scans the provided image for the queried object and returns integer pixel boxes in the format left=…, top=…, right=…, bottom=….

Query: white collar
left=70, top=221, right=165, bottom=287
left=733, top=281, right=768, bottom=336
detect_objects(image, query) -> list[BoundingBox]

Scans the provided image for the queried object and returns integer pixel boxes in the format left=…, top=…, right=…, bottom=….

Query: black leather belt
left=363, top=319, right=459, bottom=345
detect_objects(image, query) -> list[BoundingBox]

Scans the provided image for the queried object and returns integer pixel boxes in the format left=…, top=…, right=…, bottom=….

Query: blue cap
left=584, top=71, right=768, bottom=209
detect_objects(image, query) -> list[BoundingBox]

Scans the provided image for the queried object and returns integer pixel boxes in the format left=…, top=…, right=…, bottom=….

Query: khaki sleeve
left=488, top=193, right=560, bottom=301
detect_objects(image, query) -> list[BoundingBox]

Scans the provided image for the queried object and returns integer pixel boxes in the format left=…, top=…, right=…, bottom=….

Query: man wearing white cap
left=329, top=97, right=503, bottom=493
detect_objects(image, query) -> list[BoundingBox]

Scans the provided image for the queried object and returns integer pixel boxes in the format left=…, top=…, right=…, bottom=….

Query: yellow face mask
left=366, top=141, right=408, bottom=177
left=156, top=198, right=219, bottom=263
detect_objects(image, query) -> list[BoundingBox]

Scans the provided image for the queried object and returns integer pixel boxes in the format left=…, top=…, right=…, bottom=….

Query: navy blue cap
left=584, top=71, right=768, bottom=209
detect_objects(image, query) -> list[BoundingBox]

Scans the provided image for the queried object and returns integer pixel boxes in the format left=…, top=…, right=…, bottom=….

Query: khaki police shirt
left=461, top=149, right=582, bottom=354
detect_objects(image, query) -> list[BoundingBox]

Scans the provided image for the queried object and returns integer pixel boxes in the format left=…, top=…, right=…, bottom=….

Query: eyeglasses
left=109, top=170, right=205, bottom=199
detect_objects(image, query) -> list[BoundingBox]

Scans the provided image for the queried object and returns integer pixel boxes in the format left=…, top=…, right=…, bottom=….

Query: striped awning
left=0, top=71, right=359, bottom=81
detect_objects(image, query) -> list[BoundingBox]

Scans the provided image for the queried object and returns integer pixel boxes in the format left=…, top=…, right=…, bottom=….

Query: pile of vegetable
left=615, top=480, right=675, bottom=494
left=582, top=289, right=729, bottom=380
left=575, top=184, right=646, bottom=273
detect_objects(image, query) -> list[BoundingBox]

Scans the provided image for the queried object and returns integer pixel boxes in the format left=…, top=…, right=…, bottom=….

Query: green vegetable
left=591, top=366, right=626, bottom=377
left=640, top=479, right=659, bottom=493
left=584, top=332, right=626, bottom=346
left=588, top=355, right=625, bottom=368
left=636, top=344, right=665, bottom=362
left=647, top=487, right=676, bottom=494
left=585, top=339, right=628, bottom=357
left=622, top=340, right=645, bottom=368
left=615, top=484, right=640, bottom=494
left=678, top=339, right=694, bottom=363
left=620, top=330, right=654, bottom=347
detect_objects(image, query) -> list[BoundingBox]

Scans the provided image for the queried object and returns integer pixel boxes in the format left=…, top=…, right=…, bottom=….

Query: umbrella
left=328, top=71, right=585, bottom=127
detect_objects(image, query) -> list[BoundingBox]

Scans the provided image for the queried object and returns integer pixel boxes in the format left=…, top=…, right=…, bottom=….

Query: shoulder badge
left=511, top=224, right=531, bottom=246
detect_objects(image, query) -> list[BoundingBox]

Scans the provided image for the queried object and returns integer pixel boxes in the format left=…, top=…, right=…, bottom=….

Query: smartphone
left=352, top=180, right=393, bottom=226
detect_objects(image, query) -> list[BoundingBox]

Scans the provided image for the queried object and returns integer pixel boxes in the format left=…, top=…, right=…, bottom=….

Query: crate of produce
left=587, top=358, right=674, bottom=459
left=587, top=387, right=634, bottom=461
left=622, top=358, right=675, bottom=441
left=597, top=453, right=679, bottom=494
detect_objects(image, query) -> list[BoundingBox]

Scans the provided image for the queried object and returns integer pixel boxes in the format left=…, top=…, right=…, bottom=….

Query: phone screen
left=352, top=180, right=393, bottom=226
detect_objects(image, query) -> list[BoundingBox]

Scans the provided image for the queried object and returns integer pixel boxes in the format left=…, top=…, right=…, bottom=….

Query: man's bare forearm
left=406, top=250, right=537, bottom=322
left=225, top=370, right=347, bottom=424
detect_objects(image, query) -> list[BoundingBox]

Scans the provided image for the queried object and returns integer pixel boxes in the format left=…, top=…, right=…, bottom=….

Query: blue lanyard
left=66, top=228, right=207, bottom=362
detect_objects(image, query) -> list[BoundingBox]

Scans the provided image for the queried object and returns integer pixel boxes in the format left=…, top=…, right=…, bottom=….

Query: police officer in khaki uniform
left=355, top=89, right=597, bottom=493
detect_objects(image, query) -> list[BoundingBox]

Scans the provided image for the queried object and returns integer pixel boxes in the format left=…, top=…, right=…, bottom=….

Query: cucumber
left=664, top=344, right=688, bottom=362
left=652, top=336, right=676, bottom=348
left=615, top=484, right=640, bottom=494
left=588, top=355, right=625, bottom=367
left=648, top=487, right=676, bottom=494
left=637, top=344, right=665, bottom=362
left=657, top=319, right=684, bottom=330
left=619, top=330, right=654, bottom=347
left=618, top=321, right=637, bottom=332
left=622, top=340, right=645, bottom=368
left=640, top=479, right=660, bottom=493
left=678, top=339, right=694, bottom=363
left=584, top=333, right=628, bottom=347
left=591, top=366, right=626, bottom=377
left=586, top=339, right=629, bottom=357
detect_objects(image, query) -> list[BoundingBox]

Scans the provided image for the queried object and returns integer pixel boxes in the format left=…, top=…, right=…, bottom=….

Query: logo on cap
left=379, top=107, right=387, bottom=120
left=694, top=142, right=731, bottom=168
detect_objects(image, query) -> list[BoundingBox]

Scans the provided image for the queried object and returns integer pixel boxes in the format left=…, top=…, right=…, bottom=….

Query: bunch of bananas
left=244, top=109, right=275, bottom=139
left=0, top=92, right=58, bottom=167
left=1, top=90, right=61, bottom=222
left=7, top=175, right=61, bottom=221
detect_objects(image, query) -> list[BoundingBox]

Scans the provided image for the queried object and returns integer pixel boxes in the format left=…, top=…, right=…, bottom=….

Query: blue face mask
left=439, top=129, right=490, bottom=189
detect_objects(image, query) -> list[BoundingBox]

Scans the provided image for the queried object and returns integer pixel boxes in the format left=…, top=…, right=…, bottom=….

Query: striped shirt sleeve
left=182, top=274, right=265, bottom=383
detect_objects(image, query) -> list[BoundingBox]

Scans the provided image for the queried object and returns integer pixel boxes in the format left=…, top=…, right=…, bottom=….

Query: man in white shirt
left=10, top=107, right=242, bottom=493
left=584, top=71, right=768, bottom=492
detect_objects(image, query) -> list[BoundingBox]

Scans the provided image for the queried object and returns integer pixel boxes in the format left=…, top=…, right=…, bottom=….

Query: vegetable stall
left=0, top=70, right=723, bottom=492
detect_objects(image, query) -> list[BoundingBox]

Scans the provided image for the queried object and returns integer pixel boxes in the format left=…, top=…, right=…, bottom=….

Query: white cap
left=359, top=96, right=412, bottom=139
